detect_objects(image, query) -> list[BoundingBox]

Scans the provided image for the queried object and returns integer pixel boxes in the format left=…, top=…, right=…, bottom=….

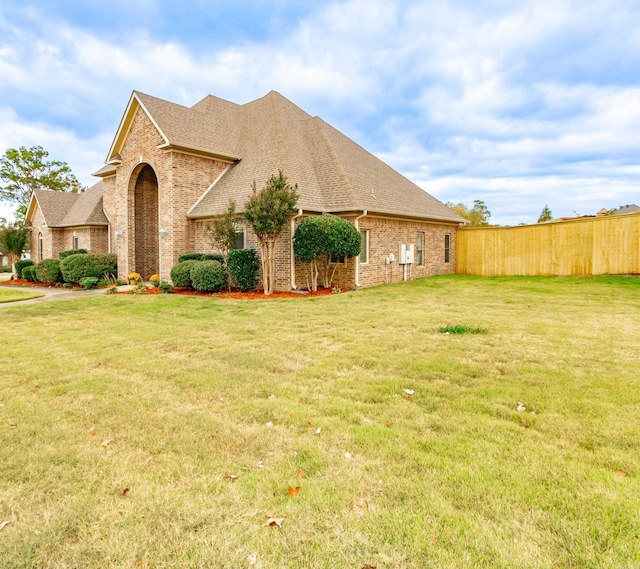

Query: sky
left=1, top=0, right=639, bottom=226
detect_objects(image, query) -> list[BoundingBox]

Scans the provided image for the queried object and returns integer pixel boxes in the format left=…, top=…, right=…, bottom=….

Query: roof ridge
left=314, top=118, right=358, bottom=208
left=269, top=92, right=289, bottom=174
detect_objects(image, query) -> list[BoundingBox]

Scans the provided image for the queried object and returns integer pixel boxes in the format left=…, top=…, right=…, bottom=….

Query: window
left=359, top=230, right=369, bottom=264
left=38, top=233, right=43, bottom=261
left=73, top=235, right=79, bottom=250
left=416, top=232, right=424, bottom=266
left=444, top=234, right=451, bottom=263
left=232, top=230, right=245, bottom=250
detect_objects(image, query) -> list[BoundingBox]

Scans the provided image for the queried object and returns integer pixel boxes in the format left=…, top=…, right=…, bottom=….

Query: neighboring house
left=25, top=182, right=109, bottom=262
left=28, top=90, right=464, bottom=289
left=0, top=247, right=7, bottom=267
left=615, top=204, right=640, bottom=215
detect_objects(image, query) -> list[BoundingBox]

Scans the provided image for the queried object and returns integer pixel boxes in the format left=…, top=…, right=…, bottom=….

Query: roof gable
left=26, top=183, right=108, bottom=228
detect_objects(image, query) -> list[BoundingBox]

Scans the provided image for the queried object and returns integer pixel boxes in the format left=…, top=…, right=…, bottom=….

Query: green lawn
left=0, top=286, right=44, bottom=304
left=0, top=275, right=639, bottom=568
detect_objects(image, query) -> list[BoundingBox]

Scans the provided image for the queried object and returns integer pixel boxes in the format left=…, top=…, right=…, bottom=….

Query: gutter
left=353, top=210, right=367, bottom=288
left=290, top=209, right=304, bottom=290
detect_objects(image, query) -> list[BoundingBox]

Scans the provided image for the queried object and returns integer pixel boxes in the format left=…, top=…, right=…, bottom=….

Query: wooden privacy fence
left=457, top=212, right=640, bottom=276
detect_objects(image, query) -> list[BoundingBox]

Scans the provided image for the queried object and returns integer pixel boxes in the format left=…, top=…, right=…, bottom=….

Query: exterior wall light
left=115, top=230, right=124, bottom=239
left=159, top=228, right=169, bottom=238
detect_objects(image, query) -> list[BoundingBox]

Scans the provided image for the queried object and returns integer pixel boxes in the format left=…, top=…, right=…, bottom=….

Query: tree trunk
left=258, top=240, right=269, bottom=295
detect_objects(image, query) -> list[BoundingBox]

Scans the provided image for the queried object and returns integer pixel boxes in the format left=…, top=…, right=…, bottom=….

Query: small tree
left=205, top=200, right=238, bottom=260
left=244, top=171, right=299, bottom=295
left=293, top=214, right=361, bottom=291
left=537, top=205, right=553, bottom=223
left=0, top=225, right=29, bottom=277
left=446, top=200, right=492, bottom=226
left=0, top=146, right=84, bottom=222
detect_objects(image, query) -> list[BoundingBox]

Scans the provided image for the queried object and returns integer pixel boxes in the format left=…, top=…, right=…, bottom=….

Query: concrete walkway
left=0, top=284, right=107, bottom=307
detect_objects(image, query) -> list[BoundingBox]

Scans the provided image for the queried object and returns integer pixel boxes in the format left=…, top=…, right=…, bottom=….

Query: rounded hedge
left=21, top=265, right=39, bottom=282
left=190, top=260, right=226, bottom=292
left=293, top=214, right=361, bottom=261
left=60, top=248, right=88, bottom=259
left=170, top=260, right=200, bottom=288
left=60, top=253, right=118, bottom=284
left=15, top=259, right=34, bottom=278
left=36, top=259, right=62, bottom=284
left=228, top=249, right=260, bottom=291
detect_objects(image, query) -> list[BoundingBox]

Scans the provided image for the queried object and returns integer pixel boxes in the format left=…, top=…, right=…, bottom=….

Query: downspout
left=290, top=209, right=304, bottom=290
left=354, top=210, right=367, bottom=288
left=107, top=224, right=112, bottom=254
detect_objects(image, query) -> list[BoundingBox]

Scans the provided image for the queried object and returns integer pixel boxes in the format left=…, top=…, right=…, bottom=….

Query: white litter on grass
left=268, top=394, right=276, bottom=400
left=265, top=421, right=274, bottom=428
left=344, top=452, right=352, bottom=459
left=404, top=389, right=415, bottom=395
left=516, top=402, right=526, bottom=412
left=314, top=428, right=321, bottom=435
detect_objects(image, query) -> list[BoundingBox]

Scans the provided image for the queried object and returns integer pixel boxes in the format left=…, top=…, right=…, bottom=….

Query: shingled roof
left=28, top=182, right=109, bottom=228
left=111, top=90, right=463, bottom=223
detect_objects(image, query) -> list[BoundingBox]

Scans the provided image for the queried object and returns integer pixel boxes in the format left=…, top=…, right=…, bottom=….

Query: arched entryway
left=133, top=164, right=159, bottom=279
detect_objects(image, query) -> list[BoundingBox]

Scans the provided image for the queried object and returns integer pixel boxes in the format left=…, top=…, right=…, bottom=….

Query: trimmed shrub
left=15, top=259, right=33, bottom=278
left=190, top=260, right=226, bottom=292
left=178, top=252, right=225, bottom=264
left=79, top=277, right=98, bottom=290
left=228, top=249, right=260, bottom=291
left=159, top=281, right=174, bottom=294
left=21, top=265, right=39, bottom=282
left=60, top=248, right=88, bottom=259
left=36, top=259, right=62, bottom=284
left=61, top=254, right=118, bottom=284
left=170, top=260, right=200, bottom=288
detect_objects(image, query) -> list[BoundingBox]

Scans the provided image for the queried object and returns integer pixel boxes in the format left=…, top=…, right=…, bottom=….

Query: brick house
left=25, top=182, right=109, bottom=262
left=27, top=90, right=464, bottom=289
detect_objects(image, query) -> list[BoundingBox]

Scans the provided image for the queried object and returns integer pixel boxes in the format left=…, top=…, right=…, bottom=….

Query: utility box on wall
left=398, top=243, right=415, bottom=264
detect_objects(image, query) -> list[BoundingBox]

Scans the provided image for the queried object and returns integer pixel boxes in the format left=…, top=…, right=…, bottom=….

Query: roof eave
left=327, top=207, right=464, bottom=224
left=157, top=142, right=241, bottom=163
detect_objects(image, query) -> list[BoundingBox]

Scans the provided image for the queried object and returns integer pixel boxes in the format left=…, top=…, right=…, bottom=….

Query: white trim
left=186, top=164, right=232, bottom=217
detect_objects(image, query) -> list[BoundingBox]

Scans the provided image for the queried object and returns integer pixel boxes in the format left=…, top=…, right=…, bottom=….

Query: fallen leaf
left=135, top=561, right=142, bottom=567
left=10, top=423, right=17, bottom=428
left=247, top=552, right=258, bottom=566
left=89, top=426, right=96, bottom=436
left=263, top=517, right=284, bottom=527
left=499, top=369, right=506, bottom=375
left=314, top=427, right=321, bottom=435
left=406, top=395, right=413, bottom=402
left=274, top=419, right=282, bottom=425
left=299, top=398, right=306, bottom=404
left=609, top=384, right=614, bottom=389
left=362, top=564, right=377, bottom=569
left=187, top=354, right=192, bottom=358
left=223, top=475, right=238, bottom=481
left=101, top=439, right=112, bottom=448
left=404, top=389, right=415, bottom=395
left=308, top=421, right=313, bottom=426
left=121, top=487, right=130, bottom=496
left=385, top=420, right=391, bottom=428
left=614, top=470, right=628, bottom=477
left=295, top=469, right=307, bottom=479
left=0, top=521, right=10, bottom=531
left=524, top=425, right=530, bottom=429
left=288, top=486, right=300, bottom=498
left=266, top=508, right=277, bottom=518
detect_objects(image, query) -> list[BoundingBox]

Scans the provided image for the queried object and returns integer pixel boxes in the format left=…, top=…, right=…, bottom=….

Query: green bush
left=60, top=254, right=118, bottom=284
left=159, top=281, right=174, bottom=294
left=60, top=248, right=88, bottom=259
left=36, top=259, right=62, bottom=284
left=178, top=253, right=225, bottom=264
left=170, top=260, right=200, bottom=288
left=228, top=249, right=260, bottom=291
left=0, top=265, right=11, bottom=273
left=79, top=277, right=98, bottom=290
left=190, top=260, right=226, bottom=292
left=15, top=259, right=34, bottom=278
left=21, top=265, right=39, bottom=282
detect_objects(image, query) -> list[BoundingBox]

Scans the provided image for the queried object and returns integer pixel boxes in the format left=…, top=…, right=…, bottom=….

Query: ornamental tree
left=293, top=214, right=361, bottom=291
left=244, top=171, right=299, bottom=295
left=0, top=146, right=84, bottom=222
left=0, top=224, right=29, bottom=277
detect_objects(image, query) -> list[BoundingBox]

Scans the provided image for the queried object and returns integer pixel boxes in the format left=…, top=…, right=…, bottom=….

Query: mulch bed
left=123, top=286, right=338, bottom=299
left=0, top=279, right=84, bottom=290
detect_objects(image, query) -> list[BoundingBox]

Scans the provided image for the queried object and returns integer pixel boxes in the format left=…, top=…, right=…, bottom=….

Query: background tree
left=0, top=224, right=29, bottom=276
left=205, top=200, right=237, bottom=260
left=244, top=171, right=299, bottom=295
left=293, top=214, right=361, bottom=291
left=446, top=199, right=492, bottom=226
left=0, top=146, right=84, bottom=222
left=537, top=205, right=553, bottom=223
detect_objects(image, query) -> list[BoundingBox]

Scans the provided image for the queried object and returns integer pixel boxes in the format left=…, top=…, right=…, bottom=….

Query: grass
left=438, top=324, right=488, bottom=334
left=0, top=286, right=44, bottom=303
left=0, top=275, right=639, bottom=568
